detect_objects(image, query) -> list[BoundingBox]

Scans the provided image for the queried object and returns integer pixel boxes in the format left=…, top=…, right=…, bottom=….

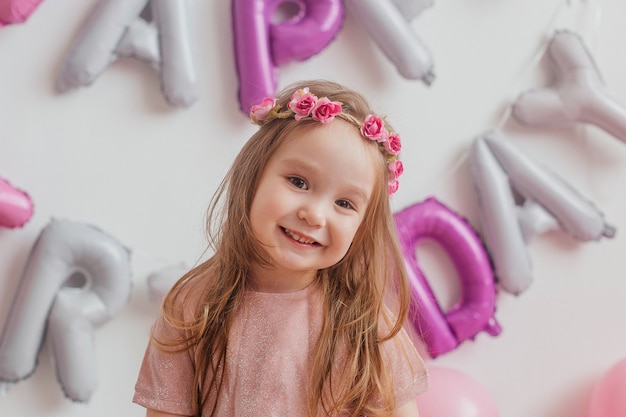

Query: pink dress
left=133, top=281, right=428, bottom=416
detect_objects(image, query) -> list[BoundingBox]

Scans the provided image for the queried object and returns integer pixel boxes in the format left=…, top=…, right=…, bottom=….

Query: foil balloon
left=391, top=0, right=433, bottom=21
left=0, top=177, right=33, bottom=228
left=512, top=30, right=626, bottom=144
left=0, top=219, right=132, bottom=402
left=417, top=367, right=499, bottom=417
left=56, top=0, right=198, bottom=108
left=394, top=197, right=501, bottom=358
left=146, top=263, right=188, bottom=302
left=469, top=131, right=615, bottom=295
left=588, top=357, right=626, bottom=417
left=0, top=0, right=44, bottom=26
left=232, top=0, right=344, bottom=113
left=344, top=0, right=434, bottom=84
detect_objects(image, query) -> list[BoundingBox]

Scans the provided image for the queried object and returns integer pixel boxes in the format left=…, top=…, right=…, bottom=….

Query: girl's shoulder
left=164, top=268, right=214, bottom=321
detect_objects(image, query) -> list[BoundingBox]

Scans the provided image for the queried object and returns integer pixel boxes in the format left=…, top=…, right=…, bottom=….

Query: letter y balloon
left=512, top=30, right=626, bottom=145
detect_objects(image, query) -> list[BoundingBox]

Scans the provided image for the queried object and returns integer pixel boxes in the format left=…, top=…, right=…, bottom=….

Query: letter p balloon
left=232, top=0, right=344, bottom=113
left=394, top=197, right=501, bottom=358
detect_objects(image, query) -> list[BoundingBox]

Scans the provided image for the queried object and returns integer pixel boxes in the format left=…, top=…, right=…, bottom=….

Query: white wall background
left=1, top=0, right=625, bottom=416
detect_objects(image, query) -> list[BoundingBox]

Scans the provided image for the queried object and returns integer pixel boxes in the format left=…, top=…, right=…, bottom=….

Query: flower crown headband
left=249, top=88, right=404, bottom=195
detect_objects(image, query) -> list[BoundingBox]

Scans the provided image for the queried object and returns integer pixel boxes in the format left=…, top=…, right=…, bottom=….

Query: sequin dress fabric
left=133, top=281, right=428, bottom=416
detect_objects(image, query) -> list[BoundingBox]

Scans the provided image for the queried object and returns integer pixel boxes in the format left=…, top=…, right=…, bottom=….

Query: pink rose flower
left=312, top=98, right=342, bottom=123
left=388, top=179, right=399, bottom=195
left=388, top=160, right=404, bottom=180
left=249, top=97, right=276, bottom=121
left=360, top=115, right=386, bottom=142
left=288, top=88, right=317, bottom=120
left=383, top=132, right=401, bottom=155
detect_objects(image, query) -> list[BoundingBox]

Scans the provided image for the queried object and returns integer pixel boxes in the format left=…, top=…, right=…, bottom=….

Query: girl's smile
left=281, top=227, right=321, bottom=246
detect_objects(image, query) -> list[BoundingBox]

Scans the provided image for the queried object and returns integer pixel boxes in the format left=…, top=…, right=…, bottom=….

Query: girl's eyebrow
left=279, top=157, right=321, bottom=174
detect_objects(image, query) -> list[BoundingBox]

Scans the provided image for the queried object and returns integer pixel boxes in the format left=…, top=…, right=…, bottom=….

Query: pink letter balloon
left=232, top=0, right=344, bottom=113
left=393, top=197, right=501, bottom=358
left=417, top=367, right=499, bottom=417
left=0, top=0, right=44, bottom=26
left=512, top=30, right=626, bottom=144
left=589, top=357, right=626, bottom=417
left=0, top=176, right=33, bottom=228
left=0, top=219, right=132, bottom=402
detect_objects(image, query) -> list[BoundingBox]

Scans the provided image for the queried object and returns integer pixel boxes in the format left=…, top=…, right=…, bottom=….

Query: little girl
left=133, top=80, right=428, bottom=417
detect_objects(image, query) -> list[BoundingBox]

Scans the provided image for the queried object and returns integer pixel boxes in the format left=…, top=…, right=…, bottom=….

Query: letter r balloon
left=394, top=197, right=501, bottom=358
left=232, top=0, right=344, bottom=113
left=0, top=219, right=132, bottom=402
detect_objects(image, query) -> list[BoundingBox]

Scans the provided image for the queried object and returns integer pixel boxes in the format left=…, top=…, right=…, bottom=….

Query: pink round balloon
left=0, top=0, right=44, bottom=26
left=417, top=367, right=499, bottom=417
left=0, top=177, right=33, bottom=228
left=589, top=357, right=626, bottom=417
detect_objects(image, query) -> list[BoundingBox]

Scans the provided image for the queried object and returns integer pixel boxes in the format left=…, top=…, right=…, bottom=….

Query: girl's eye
left=288, top=177, right=308, bottom=190
left=335, top=199, right=355, bottom=210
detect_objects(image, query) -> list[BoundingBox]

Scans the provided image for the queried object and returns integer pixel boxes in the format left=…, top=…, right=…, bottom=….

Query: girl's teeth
left=285, top=229, right=313, bottom=244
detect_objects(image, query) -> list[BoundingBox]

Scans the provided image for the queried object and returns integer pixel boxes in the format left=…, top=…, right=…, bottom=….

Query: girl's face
left=249, top=121, right=378, bottom=292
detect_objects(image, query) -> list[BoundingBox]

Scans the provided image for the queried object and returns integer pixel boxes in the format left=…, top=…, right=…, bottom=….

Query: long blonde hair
left=157, top=80, right=411, bottom=417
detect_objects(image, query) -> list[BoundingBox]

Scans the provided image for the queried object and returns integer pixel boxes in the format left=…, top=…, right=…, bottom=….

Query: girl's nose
left=297, top=206, right=326, bottom=227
